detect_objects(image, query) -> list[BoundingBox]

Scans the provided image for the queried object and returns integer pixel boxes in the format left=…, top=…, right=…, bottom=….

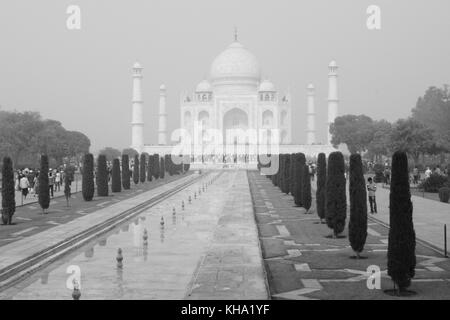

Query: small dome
left=195, top=80, right=212, bottom=92
left=329, top=60, right=337, bottom=67
left=307, top=83, right=314, bottom=89
left=160, top=84, right=166, bottom=91
left=133, top=62, right=142, bottom=69
left=259, top=79, right=275, bottom=92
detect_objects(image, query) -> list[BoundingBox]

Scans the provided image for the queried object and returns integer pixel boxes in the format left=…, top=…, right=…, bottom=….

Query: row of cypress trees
left=258, top=150, right=416, bottom=295
left=81, top=152, right=187, bottom=202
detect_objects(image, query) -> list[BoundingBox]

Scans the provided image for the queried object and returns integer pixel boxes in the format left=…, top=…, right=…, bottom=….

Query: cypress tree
left=387, top=151, right=416, bottom=295
left=111, top=158, right=122, bottom=193
left=140, top=153, right=146, bottom=183
left=1, top=157, right=16, bottom=225
left=82, top=153, right=95, bottom=201
left=277, top=154, right=284, bottom=191
left=325, top=151, right=347, bottom=238
left=97, top=154, right=109, bottom=197
left=302, top=164, right=312, bottom=213
left=133, top=154, right=139, bottom=185
left=147, top=155, right=153, bottom=182
left=289, top=153, right=295, bottom=195
left=64, top=174, right=71, bottom=207
left=39, top=154, right=50, bottom=212
left=316, top=153, right=327, bottom=223
left=348, top=154, right=368, bottom=258
left=121, top=154, right=130, bottom=190
left=160, top=156, right=165, bottom=179
left=153, top=154, right=160, bottom=179
left=281, top=154, right=291, bottom=194
left=294, top=153, right=306, bottom=206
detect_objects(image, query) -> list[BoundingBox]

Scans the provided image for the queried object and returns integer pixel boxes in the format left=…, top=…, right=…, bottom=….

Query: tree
left=412, top=86, right=450, bottom=152
left=389, top=118, right=435, bottom=163
left=160, top=156, right=165, bottom=179
left=302, top=164, right=312, bottom=213
left=121, top=154, right=130, bottom=190
left=82, top=153, right=95, bottom=201
left=133, top=154, right=139, bottom=185
left=294, top=153, right=306, bottom=207
left=111, top=158, right=122, bottom=193
left=330, top=114, right=375, bottom=154
left=282, top=154, right=291, bottom=194
left=348, top=154, right=368, bottom=258
left=147, top=155, right=153, bottom=182
left=366, top=120, right=392, bottom=162
left=140, top=153, right=146, bottom=183
left=1, top=157, right=15, bottom=225
left=289, top=153, right=295, bottom=195
left=325, top=151, right=347, bottom=238
left=153, top=154, right=160, bottom=179
left=64, top=174, right=71, bottom=207
left=387, top=151, right=416, bottom=295
left=39, top=154, right=50, bottom=213
left=98, top=147, right=121, bottom=162
left=122, top=148, right=138, bottom=159
left=316, top=153, right=327, bottom=223
left=96, top=154, right=109, bottom=197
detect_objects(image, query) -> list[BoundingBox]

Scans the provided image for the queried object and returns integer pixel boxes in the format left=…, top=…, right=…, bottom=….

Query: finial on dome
left=234, top=26, right=238, bottom=42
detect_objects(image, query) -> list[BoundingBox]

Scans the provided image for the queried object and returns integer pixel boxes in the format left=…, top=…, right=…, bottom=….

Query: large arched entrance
left=223, top=108, right=249, bottom=163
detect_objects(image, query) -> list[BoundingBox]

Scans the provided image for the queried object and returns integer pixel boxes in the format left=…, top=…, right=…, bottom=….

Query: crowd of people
left=14, top=167, right=69, bottom=200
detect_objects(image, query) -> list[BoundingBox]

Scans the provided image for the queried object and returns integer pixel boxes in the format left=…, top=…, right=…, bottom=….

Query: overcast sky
left=1, top=0, right=449, bottom=151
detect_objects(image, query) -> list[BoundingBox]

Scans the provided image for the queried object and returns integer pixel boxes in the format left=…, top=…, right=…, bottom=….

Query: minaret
left=327, top=60, right=339, bottom=145
left=306, top=84, right=316, bottom=145
left=131, top=62, right=144, bottom=153
left=158, top=84, right=167, bottom=145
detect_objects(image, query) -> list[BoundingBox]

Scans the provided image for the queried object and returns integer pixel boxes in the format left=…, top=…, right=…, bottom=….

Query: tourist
left=434, top=165, right=442, bottom=175
left=19, top=174, right=30, bottom=200
left=55, top=170, right=61, bottom=192
left=48, top=171, right=55, bottom=197
left=425, top=167, right=432, bottom=179
left=33, top=172, right=40, bottom=197
left=413, top=166, right=420, bottom=185
left=384, top=167, right=391, bottom=185
left=367, top=177, right=377, bottom=214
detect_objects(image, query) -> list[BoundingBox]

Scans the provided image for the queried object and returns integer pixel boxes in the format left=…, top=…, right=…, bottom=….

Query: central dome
left=209, top=41, right=261, bottom=90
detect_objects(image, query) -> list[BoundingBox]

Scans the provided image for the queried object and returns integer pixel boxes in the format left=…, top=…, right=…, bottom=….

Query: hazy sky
left=1, top=0, right=449, bottom=151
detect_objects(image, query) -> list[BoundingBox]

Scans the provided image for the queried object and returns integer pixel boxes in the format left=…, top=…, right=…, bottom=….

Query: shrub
left=316, top=153, right=326, bottom=222
left=438, top=187, right=450, bottom=203
left=39, top=154, right=50, bottom=212
left=325, top=151, right=347, bottom=237
left=1, top=157, right=15, bottom=225
left=160, top=157, right=165, bottom=179
left=111, top=158, right=122, bottom=193
left=349, top=154, right=368, bottom=257
left=82, top=153, right=94, bottom=201
left=294, top=153, right=306, bottom=206
left=140, top=154, right=146, bottom=183
left=121, top=154, right=130, bottom=190
left=388, top=151, right=416, bottom=293
left=96, top=155, right=109, bottom=197
left=289, top=153, right=295, bottom=195
left=418, top=173, right=448, bottom=193
left=133, top=154, right=139, bottom=185
left=282, top=154, right=291, bottom=194
left=302, top=164, right=312, bottom=212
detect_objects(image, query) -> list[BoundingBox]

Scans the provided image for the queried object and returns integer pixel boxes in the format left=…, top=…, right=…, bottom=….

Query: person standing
left=367, top=177, right=377, bottom=214
left=48, top=171, right=55, bottom=197
left=19, top=174, right=30, bottom=200
left=412, top=166, right=419, bottom=185
left=425, top=167, right=432, bottom=179
left=33, top=172, right=40, bottom=197
left=55, top=171, right=61, bottom=192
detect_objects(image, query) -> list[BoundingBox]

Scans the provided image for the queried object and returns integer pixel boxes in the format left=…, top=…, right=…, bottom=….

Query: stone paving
left=248, top=171, right=450, bottom=300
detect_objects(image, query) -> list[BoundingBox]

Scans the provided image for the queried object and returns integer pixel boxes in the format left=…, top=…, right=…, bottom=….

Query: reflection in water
left=116, top=266, right=124, bottom=297
left=116, top=248, right=123, bottom=269
left=143, top=241, right=148, bottom=261
left=172, top=214, right=176, bottom=226
left=84, top=247, right=94, bottom=258
left=160, top=226, right=165, bottom=243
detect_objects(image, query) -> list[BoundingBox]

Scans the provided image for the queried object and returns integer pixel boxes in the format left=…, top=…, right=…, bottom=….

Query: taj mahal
left=130, top=33, right=339, bottom=163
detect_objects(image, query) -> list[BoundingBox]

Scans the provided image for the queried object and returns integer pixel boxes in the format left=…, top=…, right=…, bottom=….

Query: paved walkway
left=249, top=171, right=450, bottom=300
left=370, top=184, right=450, bottom=253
